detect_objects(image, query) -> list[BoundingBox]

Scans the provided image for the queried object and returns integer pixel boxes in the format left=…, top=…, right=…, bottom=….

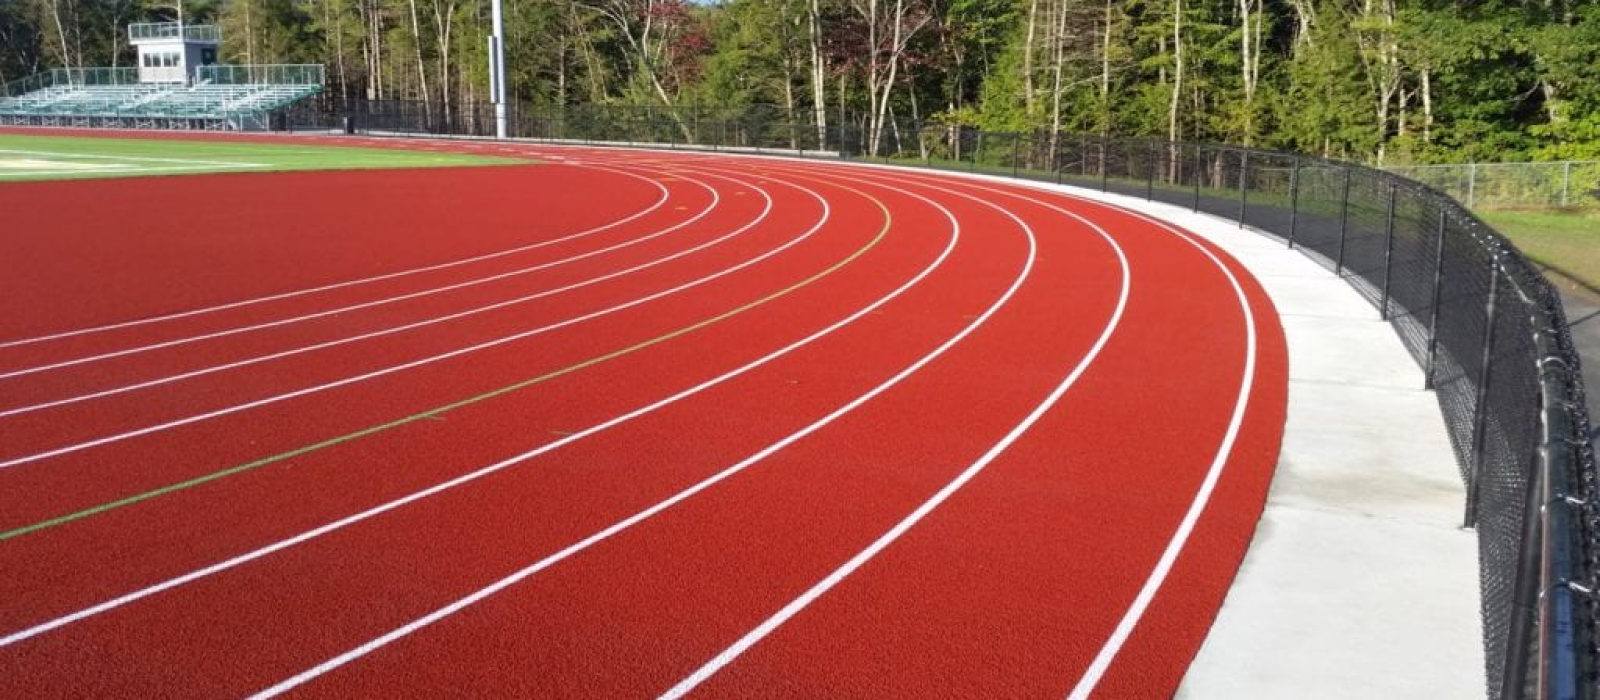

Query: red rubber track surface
left=0, top=130, right=1287, bottom=699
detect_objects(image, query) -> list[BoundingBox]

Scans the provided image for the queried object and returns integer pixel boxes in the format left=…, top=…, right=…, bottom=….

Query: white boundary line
left=0, top=169, right=787, bottom=469
left=0, top=169, right=755, bottom=417
left=826, top=163, right=1265, bottom=698
left=470, top=146, right=1266, bottom=696
left=687, top=157, right=1265, bottom=697
left=655, top=165, right=1135, bottom=699
left=245, top=161, right=1007, bottom=700
left=0, top=162, right=876, bottom=649
left=1060, top=203, right=1258, bottom=700
left=0, top=165, right=718, bottom=382
left=0, top=166, right=672, bottom=349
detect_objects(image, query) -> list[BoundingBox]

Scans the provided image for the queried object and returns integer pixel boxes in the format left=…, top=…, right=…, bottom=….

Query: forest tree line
left=2, top=0, right=1598, bottom=164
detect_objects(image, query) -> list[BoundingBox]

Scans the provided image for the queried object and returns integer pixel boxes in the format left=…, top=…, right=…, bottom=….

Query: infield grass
left=1480, top=210, right=1600, bottom=290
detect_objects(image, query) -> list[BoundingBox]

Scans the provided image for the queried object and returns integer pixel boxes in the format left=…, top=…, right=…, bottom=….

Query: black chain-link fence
left=275, top=101, right=1598, bottom=700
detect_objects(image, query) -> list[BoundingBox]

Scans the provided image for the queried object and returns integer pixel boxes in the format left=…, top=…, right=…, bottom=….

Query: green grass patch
left=0, top=133, right=530, bottom=182
left=1480, top=210, right=1600, bottom=289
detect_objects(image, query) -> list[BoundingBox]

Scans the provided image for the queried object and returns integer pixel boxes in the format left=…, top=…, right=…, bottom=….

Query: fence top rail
left=1387, top=159, right=1600, bottom=170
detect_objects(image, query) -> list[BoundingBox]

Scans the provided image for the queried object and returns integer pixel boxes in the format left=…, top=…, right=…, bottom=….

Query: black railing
left=279, top=100, right=1598, bottom=700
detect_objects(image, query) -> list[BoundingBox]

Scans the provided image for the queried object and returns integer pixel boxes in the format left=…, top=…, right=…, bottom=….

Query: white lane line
left=0, top=167, right=717, bottom=382
left=0, top=170, right=782, bottom=469
left=654, top=166, right=1131, bottom=699
left=0, top=164, right=853, bottom=648
left=0, top=167, right=672, bottom=350
left=245, top=168, right=986, bottom=700
left=843, top=164, right=1263, bottom=697
left=860, top=163, right=1265, bottom=696
left=1062, top=203, right=1259, bottom=700
left=0, top=170, right=751, bottom=417
left=682, top=160, right=1261, bottom=698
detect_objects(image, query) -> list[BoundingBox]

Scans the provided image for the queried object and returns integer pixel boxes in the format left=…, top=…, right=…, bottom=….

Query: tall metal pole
left=489, top=0, right=508, bottom=139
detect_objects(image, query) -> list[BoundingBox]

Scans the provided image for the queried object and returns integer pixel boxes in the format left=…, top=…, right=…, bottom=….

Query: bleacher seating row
left=0, top=82, right=321, bottom=130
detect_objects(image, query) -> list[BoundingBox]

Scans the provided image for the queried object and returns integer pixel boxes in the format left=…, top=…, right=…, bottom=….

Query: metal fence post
left=1379, top=182, right=1399, bottom=320
left=1100, top=137, right=1110, bottom=192
left=1238, top=150, right=1250, bottom=227
left=1424, top=206, right=1449, bottom=390
left=1193, top=145, right=1203, bottom=212
left=1055, top=135, right=1065, bottom=184
left=1012, top=133, right=1021, bottom=178
left=1287, top=157, right=1302, bottom=249
left=1468, top=162, right=1478, bottom=209
left=972, top=131, right=982, bottom=171
left=1146, top=140, right=1157, bottom=201
left=1334, top=167, right=1353, bottom=276
left=1463, top=256, right=1501, bottom=528
left=1562, top=161, right=1572, bottom=207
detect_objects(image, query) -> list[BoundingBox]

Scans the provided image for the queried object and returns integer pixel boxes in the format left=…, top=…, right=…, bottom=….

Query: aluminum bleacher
left=0, top=66, right=324, bottom=131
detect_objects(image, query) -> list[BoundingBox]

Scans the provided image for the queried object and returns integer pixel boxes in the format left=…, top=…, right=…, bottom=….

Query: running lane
left=0, top=138, right=1287, bottom=699
left=0, top=165, right=796, bottom=530
left=0, top=164, right=656, bottom=339
left=234, top=157, right=1284, bottom=700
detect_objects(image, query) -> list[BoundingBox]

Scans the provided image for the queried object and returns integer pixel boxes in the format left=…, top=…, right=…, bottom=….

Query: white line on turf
left=0, top=167, right=716, bottom=382
left=0, top=164, right=267, bottom=177
left=0, top=168, right=782, bottom=468
left=0, top=166, right=671, bottom=350
left=654, top=165, right=1133, bottom=699
left=245, top=165, right=1015, bottom=699
left=0, top=163, right=852, bottom=648
left=0, top=148, right=269, bottom=167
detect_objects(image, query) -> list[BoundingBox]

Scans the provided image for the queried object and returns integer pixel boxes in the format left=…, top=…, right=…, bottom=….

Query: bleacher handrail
left=193, top=65, right=325, bottom=87
left=127, top=22, right=220, bottom=43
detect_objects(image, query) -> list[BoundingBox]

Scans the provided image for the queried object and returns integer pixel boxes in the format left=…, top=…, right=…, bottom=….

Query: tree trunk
left=1421, top=66, right=1433, bottom=143
left=431, top=1, right=454, bottom=118
left=810, top=0, right=827, bottom=148
left=409, top=0, right=430, bottom=108
left=1100, top=0, right=1112, bottom=135
left=1022, top=0, right=1038, bottom=119
left=1168, top=0, right=1183, bottom=145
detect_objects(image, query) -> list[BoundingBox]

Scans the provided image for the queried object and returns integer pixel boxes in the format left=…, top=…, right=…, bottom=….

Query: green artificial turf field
left=0, top=132, right=528, bottom=182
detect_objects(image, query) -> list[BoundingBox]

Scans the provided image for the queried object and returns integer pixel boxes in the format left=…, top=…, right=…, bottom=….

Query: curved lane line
left=0, top=166, right=670, bottom=350
left=0, top=170, right=787, bottom=469
left=840, top=164, right=1266, bottom=698
left=0, top=165, right=711, bottom=381
left=0, top=168, right=894, bottom=648
left=1060, top=203, right=1260, bottom=700
left=0, top=166, right=833, bottom=540
left=245, top=165, right=1027, bottom=700
left=0, top=169, right=753, bottom=417
left=653, top=163, right=1132, bottom=699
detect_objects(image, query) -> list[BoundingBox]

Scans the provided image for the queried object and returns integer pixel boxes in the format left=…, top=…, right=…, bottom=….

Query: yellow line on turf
left=0, top=172, right=891, bottom=542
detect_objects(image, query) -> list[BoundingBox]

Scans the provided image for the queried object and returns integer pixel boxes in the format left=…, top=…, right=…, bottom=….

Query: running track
left=0, top=133, right=1288, bottom=698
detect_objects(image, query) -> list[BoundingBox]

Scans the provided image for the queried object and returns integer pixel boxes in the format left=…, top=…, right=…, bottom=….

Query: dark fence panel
left=274, top=100, right=1597, bottom=700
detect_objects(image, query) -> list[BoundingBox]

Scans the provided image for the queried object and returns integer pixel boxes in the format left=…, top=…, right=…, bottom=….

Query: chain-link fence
left=1387, top=161, right=1600, bottom=211
left=276, top=102, right=1598, bottom=700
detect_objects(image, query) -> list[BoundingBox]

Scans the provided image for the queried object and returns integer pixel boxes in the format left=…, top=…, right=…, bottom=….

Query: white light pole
left=489, top=0, right=507, bottom=139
